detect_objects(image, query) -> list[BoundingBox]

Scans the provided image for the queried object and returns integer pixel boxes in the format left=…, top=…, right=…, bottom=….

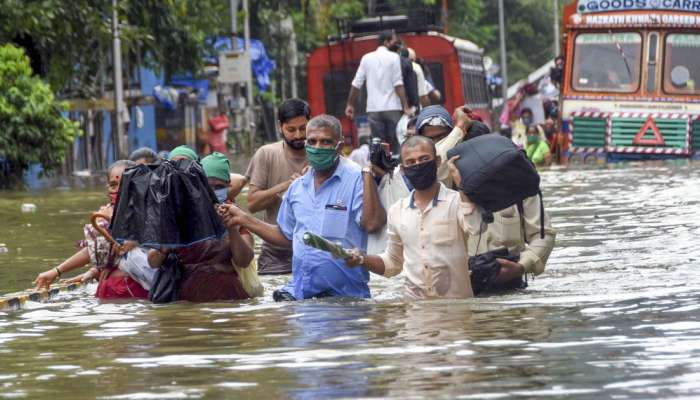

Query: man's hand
left=344, top=248, right=366, bottom=268
left=495, top=258, right=525, bottom=283
left=218, top=203, right=250, bottom=229
left=453, top=106, right=473, bottom=133
left=290, top=172, right=303, bottom=181
left=345, top=104, right=355, bottom=119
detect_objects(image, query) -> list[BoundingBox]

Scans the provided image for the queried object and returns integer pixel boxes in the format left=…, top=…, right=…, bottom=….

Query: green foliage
left=0, top=0, right=229, bottom=97
left=0, top=44, right=80, bottom=179
left=448, top=0, right=567, bottom=84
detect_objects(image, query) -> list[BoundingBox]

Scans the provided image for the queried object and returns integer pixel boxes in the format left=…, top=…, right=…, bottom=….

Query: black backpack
left=446, top=134, right=545, bottom=238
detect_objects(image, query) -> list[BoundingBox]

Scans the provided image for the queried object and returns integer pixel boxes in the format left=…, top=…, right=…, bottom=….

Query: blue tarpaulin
left=206, top=37, right=276, bottom=93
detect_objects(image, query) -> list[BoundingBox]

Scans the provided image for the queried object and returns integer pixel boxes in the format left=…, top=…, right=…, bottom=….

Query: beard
left=284, top=137, right=305, bottom=150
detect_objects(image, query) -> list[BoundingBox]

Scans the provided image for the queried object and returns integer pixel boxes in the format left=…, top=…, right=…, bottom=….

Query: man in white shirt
left=345, top=30, right=411, bottom=155
left=345, top=135, right=477, bottom=299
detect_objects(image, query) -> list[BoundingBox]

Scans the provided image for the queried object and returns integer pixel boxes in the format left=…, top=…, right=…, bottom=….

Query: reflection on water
left=2, top=161, right=700, bottom=399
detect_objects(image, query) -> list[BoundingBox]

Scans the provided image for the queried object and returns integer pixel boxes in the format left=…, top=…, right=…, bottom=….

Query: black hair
left=407, top=117, right=417, bottom=129
left=399, top=48, right=409, bottom=58
left=128, top=147, right=159, bottom=163
left=400, top=135, right=436, bottom=158
left=378, top=30, right=395, bottom=45
left=107, top=159, right=137, bottom=176
left=520, top=107, right=533, bottom=116
left=278, top=98, right=311, bottom=124
left=358, top=135, right=370, bottom=146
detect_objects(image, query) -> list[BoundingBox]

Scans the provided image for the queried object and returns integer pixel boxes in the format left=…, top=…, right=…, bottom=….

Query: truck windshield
left=664, top=33, right=700, bottom=95
left=572, top=32, right=642, bottom=93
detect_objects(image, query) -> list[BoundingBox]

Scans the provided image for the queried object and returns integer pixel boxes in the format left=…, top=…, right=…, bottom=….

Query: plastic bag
left=236, top=258, right=264, bottom=298
left=110, top=159, right=226, bottom=248
left=148, top=253, right=183, bottom=303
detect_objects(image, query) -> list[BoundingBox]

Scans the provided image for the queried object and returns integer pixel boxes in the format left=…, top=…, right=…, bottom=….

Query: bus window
left=663, top=34, right=700, bottom=95
left=459, top=51, right=489, bottom=108
left=572, top=32, right=642, bottom=93
left=323, top=70, right=366, bottom=118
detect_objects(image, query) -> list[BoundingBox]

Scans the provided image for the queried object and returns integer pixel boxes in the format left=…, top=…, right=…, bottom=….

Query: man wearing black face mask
left=345, top=135, right=480, bottom=299
left=245, top=98, right=310, bottom=274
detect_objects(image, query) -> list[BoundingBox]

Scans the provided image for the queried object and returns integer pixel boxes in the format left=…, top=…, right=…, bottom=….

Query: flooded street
left=2, top=162, right=700, bottom=399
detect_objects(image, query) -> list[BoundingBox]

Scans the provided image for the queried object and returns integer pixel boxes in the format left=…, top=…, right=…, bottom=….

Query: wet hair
left=107, top=159, right=136, bottom=177
left=378, top=30, right=395, bottom=45
left=128, top=147, right=159, bottom=163
left=520, top=107, right=533, bottom=117
left=307, top=114, right=343, bottom=141
left=278, top=98, right=311, bottom=124
left=400, top=135, right=436, bottom=158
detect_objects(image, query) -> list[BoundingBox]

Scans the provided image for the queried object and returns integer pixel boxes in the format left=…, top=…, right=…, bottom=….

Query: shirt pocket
left=432, top=221, right=456, bottom=246
left=321, top=207, right=350, bottom=239
left=493, top=214, right=522, bottom=248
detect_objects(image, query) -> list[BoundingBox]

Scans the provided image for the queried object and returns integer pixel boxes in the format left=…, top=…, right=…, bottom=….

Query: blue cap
left=415, top=105, right=454, bottom=135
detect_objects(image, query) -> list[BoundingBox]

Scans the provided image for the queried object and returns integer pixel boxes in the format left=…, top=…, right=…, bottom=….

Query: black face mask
left=284, top=136, right=305, bottom=150
left=403, top=159, right=438, bottom=191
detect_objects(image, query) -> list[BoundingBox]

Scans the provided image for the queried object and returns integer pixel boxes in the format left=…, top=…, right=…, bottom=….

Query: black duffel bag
left=468, top=247, right=524, bottom=296
left=446, top=134, right=545, bottom=238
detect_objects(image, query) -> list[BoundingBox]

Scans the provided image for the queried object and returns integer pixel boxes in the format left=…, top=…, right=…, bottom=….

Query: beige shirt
left=379, top=184, right=478, bottom=299
left=245, top=140, right=307, bottom=274
left=465, top=195, right=556, bottom=275
left=245, top=140, right=307, bottom=224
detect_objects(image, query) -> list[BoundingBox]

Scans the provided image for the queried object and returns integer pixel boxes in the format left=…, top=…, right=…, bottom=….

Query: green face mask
left=305, top=145, right=339, bottom=171
left=527, top=135, right=539, bottom=145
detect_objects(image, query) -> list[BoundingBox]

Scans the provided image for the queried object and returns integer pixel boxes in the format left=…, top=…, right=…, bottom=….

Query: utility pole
left=441, top=0, right=449, bottom=33
left=243, top=0, right=255, bottom=155
left=498, top=0, right=508, bottom=104
left=553, top=0, right=560, bottom=56
left=111, top=0, right=127, bottom=159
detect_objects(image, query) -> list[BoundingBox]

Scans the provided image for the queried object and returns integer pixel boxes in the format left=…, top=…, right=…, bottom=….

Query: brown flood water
left=1, top=161, right=700, bottom=399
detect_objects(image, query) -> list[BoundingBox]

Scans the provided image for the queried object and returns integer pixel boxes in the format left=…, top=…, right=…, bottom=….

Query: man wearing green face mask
left=525, top=125, right=551, bottom=166
left=219, top=114, right=387, bottom=301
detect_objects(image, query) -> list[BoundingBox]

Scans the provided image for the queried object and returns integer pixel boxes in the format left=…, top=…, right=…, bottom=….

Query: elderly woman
left=33, top=160, right=152, bottom=299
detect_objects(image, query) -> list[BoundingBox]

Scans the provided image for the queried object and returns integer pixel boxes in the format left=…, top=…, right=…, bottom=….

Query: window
left=663, top=34, right=700, bottom=95
left=647, top=33, right=658, bottom=93
left=323, top=69, right=366, bottom=118
left=572, top=32, right=642, bottom=93
left=458, top=51, right=489, bottom=108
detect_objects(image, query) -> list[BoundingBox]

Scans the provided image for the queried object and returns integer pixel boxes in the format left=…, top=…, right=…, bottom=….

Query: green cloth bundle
left=302, top=232, right=350, bottom=259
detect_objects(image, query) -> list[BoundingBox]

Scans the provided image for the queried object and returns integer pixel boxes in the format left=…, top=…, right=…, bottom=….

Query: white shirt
left=412, top=62, right=428, bottom=97
left=351, top=46, right=403, bottom=112
left=348, top=144, right=370, bottom=168
left=379, top=184, right=477, bottom=299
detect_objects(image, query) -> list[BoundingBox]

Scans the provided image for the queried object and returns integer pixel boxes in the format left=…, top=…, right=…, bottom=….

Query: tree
left=0, top=0, right=230, bottom=97
left=0, top=44, right=80, bottom=183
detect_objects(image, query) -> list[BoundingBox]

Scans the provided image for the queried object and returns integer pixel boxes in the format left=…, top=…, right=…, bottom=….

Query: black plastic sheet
left=110, top=159, right=226, bottom=248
